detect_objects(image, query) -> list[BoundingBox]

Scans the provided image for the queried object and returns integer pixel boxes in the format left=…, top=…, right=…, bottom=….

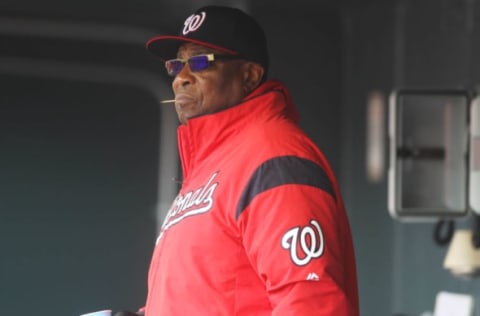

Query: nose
left=172, top=62, right=195, bottom=90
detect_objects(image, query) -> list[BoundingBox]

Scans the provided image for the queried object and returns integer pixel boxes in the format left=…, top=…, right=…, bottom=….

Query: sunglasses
left=165, top=54, right=241, bottom=76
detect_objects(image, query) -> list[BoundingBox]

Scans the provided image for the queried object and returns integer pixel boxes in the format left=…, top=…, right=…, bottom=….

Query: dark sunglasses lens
left=188, top=55, right=210, bottom=72
left=166, top=60, right=184, bottom=76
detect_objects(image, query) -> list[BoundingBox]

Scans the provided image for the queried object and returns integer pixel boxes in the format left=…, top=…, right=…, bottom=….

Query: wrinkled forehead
left=177, top=42, right=233, bottom=58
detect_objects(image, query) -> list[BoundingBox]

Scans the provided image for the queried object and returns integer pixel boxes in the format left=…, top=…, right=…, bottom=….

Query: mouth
left=174, top=94, right=195, bottom=106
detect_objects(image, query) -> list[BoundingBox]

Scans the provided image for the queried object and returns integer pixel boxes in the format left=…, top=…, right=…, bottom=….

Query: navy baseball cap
left=146, top=6, right=269, bottom=74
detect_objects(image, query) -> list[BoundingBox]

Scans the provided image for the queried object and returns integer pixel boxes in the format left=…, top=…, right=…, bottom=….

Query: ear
left=242, top=62, right=265, bottom=94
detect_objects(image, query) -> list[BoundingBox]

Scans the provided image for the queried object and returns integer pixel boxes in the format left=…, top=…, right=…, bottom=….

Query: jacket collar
left=177, top=79, right=298, bottom=179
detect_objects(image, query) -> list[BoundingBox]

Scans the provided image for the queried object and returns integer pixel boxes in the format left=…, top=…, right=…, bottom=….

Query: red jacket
left=144, top=80, right=359, bottom=315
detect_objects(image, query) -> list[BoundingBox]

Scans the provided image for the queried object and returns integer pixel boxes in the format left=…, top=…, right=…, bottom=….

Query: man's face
left=172, top=43, right=248, bottom=124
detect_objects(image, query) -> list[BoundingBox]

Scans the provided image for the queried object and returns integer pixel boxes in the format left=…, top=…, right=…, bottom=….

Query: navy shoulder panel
left=235, top=155, right=335, bottom=219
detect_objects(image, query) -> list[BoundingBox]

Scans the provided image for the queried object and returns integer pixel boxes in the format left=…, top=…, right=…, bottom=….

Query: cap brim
left=146, top=35, right=239, bottom=61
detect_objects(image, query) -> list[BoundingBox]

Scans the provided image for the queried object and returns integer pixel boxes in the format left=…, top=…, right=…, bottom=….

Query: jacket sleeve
left=236, top=156, right=358, bottom=315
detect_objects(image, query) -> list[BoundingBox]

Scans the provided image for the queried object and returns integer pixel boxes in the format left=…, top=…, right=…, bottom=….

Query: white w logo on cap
left=183, top=12, right=206, bottom=35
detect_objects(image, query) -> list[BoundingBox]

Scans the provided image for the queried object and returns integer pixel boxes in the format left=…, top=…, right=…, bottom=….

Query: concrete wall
left=341, top=1, right=480, bottom=315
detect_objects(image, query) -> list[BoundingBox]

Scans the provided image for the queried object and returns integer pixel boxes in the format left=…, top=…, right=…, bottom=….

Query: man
left=142, top=5, right=359, bottom=315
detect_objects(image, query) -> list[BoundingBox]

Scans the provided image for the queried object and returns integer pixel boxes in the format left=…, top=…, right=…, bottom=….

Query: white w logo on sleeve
left=281, top=219, right=325, bottom=266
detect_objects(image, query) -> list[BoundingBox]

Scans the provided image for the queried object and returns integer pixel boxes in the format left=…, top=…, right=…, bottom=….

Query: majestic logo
left=156, top=172, right=219, bottom=243
left=182, top=12, right=206, bottom=35
left=281, top=219, right=325, bottom=266
left=306, top=272, right=320, bottom=281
